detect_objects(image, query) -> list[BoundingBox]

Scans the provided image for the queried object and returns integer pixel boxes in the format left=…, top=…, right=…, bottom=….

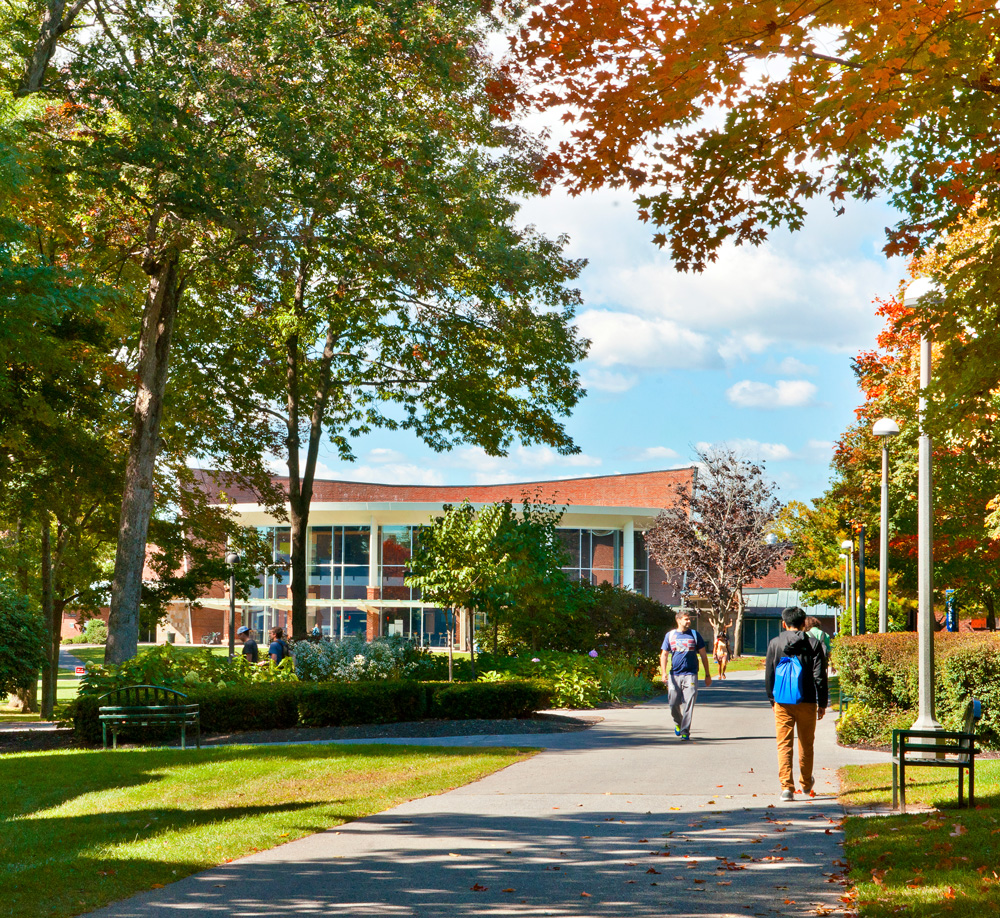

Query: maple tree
left=511, top=0, right=1000, bottom=271
left=643, top=448, right=784, bottom=653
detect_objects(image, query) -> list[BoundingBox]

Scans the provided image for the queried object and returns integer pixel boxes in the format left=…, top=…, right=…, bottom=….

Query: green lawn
left=1, top=742, right=533, bottom=918
left=720, top=655, right=766, bottom=673
left=840, top=760, right=1000, bottom=917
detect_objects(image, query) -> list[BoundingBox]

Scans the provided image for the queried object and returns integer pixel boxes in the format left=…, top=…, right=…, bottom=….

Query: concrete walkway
left=87, top=670, right=887, bottom=918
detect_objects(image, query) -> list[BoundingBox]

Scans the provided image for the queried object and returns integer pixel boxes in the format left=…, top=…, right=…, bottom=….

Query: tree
left=406, top=498, right=573, bottom=669
left=0, top=582, right=47, bottom=700
left=187, top=0, right=587, bottom=641
left=511, top=1, right=1000, bottom=271
left=644, top=448, right=784, bottom=654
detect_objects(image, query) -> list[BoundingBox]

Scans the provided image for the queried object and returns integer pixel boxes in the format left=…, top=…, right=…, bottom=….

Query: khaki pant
left=774, top=702, right=818, bottom=792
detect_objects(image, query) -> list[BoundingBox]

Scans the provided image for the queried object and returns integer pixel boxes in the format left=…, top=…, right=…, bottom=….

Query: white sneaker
left=780, top=789, right=794, bottom=802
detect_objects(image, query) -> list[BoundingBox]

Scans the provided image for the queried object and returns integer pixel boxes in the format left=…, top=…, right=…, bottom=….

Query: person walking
left=660, top=610, right=712, bottom=741
left=713, top=627, right=731, bottom=679
left=236, top=625, right=259, bottom=663
left=268, top=627, right=292, bottom=664
left=765, top=606, right=828, bottom=801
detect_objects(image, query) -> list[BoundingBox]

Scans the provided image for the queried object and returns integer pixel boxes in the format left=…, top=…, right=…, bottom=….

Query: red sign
left=75, top=666, right=85, bottom=675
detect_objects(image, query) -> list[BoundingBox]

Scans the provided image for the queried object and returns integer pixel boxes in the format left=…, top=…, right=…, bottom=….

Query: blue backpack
left=773, top=654, right=804, bottom=704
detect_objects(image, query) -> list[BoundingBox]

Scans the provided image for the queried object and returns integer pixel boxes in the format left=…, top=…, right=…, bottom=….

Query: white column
left=622, top=519, right=635, bottom=591
left=368, top=516, right=379, bottom=592
left=879, top=444, right=890, bottom=633
left=914, top=334, right=941, bottom=731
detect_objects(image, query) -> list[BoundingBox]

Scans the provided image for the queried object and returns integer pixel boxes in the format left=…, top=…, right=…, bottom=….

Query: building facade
left=157, top=468, right=695, bottom=646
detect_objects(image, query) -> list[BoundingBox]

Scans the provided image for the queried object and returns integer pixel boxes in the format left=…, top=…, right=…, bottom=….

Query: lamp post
left=838, top=553, right=848, bottom=636
left=857, top=524, right=867, bottom=634
left=841, top=539, right=855, bottom=634
left=226, top=551, right=241, bottom=659
left=873, top=418, right=900, bottom=632
left=904, top=277, right=942, bottom=732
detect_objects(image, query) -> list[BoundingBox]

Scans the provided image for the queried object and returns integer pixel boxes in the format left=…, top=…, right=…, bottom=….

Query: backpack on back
left=773, top=653, right=804, bottom=704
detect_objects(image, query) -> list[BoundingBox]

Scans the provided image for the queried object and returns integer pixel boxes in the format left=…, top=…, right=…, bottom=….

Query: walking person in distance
left=660, top=610, right=712, bottom=741
left=765, top=606, right=828, bottom=801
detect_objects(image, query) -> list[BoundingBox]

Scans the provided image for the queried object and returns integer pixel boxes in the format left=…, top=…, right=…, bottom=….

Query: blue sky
left=305, top=182, right=906, bottom=506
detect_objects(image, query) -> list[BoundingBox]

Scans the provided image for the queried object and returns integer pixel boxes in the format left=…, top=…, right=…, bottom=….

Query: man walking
left=660, top=610, right=712, bottom=741
left=765, top=606, right=828, bottom=801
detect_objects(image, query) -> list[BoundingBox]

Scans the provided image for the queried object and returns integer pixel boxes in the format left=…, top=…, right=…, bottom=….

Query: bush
left=834, top=632, right=1000, bottom=748
left=427, top=680, right=550, bottom=719
left=0, top=584, right=47, bottom=696
left=578, top=582, right=676, bottom=674
left=69, top=678, right=549, bottom=743
left=293, top=635, right=430, bottom=682
left=82, top=618, right=108, bottom=644
left=478, top=650, right=656, bottom=708
left=76, top=644, right=297, bottom=700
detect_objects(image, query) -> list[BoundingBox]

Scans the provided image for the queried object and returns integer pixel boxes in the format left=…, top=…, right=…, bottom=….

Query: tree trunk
left=40, top=515, right=58, bottom=719
left=985, top=595, right=996, bottom=632
left=106, top=245, right=182, bottom=664
left=468, top=608, right=476, bottom=678
left=282, top=242, right=337, bottom=642
left=17, top=0, right=89, bottom=96
left=13, top=681, right=38, bottom=713
left=733, top=590, right=746, bottom=657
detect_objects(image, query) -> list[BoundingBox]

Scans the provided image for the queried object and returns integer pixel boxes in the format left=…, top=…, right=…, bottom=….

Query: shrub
left=293, top=635, right=429, bottom=682
left=82, top=618, right=108, bottom=645
left=834, top=632, right=1000, bottom=749
left=297, top=682, right=428, bottom=727
left=835, top=703, right=913, bottom=747
left=0, top=584, right=47, bottom=696
left=578, top=582, right=676, bottom=673
left=427, top=680, right=550, bottom=719
left=69, top=679, right=550, bottom=742
left=76, top=644, right=297, bottom=700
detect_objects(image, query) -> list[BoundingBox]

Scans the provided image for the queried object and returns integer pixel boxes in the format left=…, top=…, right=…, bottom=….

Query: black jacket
left=765, top=629, right=828, bottom=708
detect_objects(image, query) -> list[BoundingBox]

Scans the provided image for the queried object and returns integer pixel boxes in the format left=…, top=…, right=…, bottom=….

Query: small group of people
left=660, top=605, right=829, bottom=801
left=235, top=626, right=293, bottom=664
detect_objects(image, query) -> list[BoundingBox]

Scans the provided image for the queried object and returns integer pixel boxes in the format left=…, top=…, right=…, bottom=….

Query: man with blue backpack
left=765, top=606, right=828, bottom=801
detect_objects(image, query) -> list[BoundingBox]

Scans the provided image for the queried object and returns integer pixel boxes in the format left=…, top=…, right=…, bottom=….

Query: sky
left=302, top=182, right=906, bottom=506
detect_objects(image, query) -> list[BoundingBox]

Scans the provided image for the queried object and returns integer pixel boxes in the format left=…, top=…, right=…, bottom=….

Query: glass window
left=309, top=527, right=333, bottom=566
left=342, top=527, right=369, bottom=566
left=342, top=608, right=367, bottom=637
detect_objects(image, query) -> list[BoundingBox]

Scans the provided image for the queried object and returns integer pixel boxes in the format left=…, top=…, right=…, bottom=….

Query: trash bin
left=166, top=632, right=176, bottom=644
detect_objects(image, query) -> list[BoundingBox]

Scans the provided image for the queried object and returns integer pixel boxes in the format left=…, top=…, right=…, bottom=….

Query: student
left=268, top=627, right=292, bottom=664
left=713, top=627, right=731, bottom=680
left=236, top=625, right=259, bottom=663
left=660, top=610, right=712, bottom=741
left=765, top=606, right=828, bottom=801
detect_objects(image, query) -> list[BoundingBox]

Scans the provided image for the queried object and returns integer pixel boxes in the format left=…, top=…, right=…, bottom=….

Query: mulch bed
left=0, top=712, right=598, bottom=755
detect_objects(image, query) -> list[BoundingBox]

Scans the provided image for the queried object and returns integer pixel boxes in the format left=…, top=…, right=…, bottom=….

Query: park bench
left=892, top=698, right=982, bottom=812
left=98, top=685, right=201, bottom=750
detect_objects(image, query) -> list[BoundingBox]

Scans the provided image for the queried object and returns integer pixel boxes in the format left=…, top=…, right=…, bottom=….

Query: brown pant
left=774, top=702, right=818, bottom=792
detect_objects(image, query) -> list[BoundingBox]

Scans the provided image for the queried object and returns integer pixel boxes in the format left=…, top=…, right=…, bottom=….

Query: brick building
left=149, top=467, right=696, bottom=647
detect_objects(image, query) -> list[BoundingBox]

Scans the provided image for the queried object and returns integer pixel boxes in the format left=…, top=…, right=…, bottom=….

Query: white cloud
left=365, top=448, right=407, bottom=464
left=696, top=439, right=796, bottom=462
left=769, top=356, right=819, bottom=376
left=308, top=460, right=444, bottom=485
left=635, top=446, right=681, bottom=461
left=576, top=309, right=717, bottom=370
left=581, top=367, right=639, bottom=394
left=726, top=379, right=818, bottom=409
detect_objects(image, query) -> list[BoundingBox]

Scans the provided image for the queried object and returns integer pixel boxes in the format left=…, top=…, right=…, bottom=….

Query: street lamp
left=226, top=551, right=241, bottom=659
left=904, top=277, right=942, bottom=733
left=841, top=539, right=855, bottom=634
left=838, top=553, right=848, bottom=636
left=873, top=418, right=900, bottom=632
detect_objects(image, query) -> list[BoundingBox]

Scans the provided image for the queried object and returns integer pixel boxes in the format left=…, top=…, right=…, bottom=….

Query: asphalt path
left=86, top=669, right=887, bottom=918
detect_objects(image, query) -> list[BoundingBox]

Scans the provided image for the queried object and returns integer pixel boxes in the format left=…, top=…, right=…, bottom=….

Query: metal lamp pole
left=838, top=553, right=848, bottom=635
left=841, top=539, right=855, bottom=634
left=905, top=278, right=942, bottom=732
left=226, top=551, right=241, bottom=659
left=873, top=418, right=900, bottom=632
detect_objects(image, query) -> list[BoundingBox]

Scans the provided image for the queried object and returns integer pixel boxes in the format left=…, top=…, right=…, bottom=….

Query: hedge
left=69, top=679, right=549, bottom=744
left=833, top=632, right=1000, bottom=748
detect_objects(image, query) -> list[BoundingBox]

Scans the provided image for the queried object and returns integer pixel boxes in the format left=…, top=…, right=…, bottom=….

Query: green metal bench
left=892, top=699, right=982, bottom=812
left=98, top=685, right=201, bottom=750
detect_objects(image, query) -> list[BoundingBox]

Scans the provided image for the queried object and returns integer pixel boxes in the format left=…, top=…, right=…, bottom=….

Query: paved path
left=87, top=670, right=887, bottom=918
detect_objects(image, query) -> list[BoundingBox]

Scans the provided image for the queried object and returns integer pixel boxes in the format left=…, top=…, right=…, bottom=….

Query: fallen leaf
left=502, top=889, right=515, bottom=893
left=717, top=880, right=732, bottom=885
left=943, top=887, right=956, bottom=899
left=150, top=884, right=164, bottom=889
left=950, top=825, right=968, bottom=837
left=646, top=868, right=660, bottom=874
left=580, top=892, right=592, bottom=898
left=470, top=883, right=488, bottom=891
